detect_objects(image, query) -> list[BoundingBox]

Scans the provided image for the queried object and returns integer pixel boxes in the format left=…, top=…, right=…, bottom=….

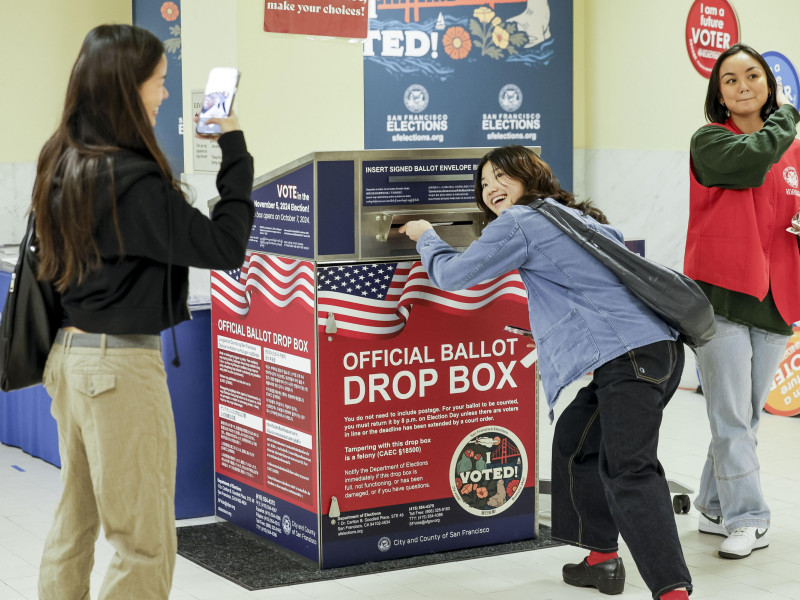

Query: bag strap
left=527, top=197, right=607, bottom=251
left=527, top=198, right=683, bottom=299
left=23, top=212, right=36, bottom=255
left=526, top=198, right=657, bottom=284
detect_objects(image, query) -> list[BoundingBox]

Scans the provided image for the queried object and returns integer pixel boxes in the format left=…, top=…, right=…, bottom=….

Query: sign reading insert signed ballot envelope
left=209, top=149, right=539, bottom=568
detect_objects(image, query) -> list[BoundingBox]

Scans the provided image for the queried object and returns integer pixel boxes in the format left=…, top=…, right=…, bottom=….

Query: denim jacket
left=417, top=201, right=677, bottom=419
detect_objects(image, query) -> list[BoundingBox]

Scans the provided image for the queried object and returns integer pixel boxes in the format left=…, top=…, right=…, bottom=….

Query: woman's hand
left=776, top=86, right=789, bottom=108
left=399, top=220, right=433, bottom=242
left=195, top=109, right=241, bottom=140
left=788, top=210, right=800, bottom=236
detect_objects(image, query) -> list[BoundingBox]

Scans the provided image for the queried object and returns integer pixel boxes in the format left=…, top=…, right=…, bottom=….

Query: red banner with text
left=264, top=0, right=368, bottom=38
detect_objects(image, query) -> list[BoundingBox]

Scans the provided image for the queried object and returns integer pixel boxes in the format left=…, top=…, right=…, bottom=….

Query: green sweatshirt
left=690, top=104, right=800, bottom=334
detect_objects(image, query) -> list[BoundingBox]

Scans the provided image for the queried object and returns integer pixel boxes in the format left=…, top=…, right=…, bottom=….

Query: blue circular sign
left=763, top=51, right=799, bottom=110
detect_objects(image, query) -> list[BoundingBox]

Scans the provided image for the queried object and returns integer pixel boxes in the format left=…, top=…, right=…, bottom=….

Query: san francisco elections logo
left=377, top=536, right=392, bottom=552
left=784, top=166, right=799, bottom=189
left=404, top=84, right=429, bottom=113
left=450, top=426, right=527, bottom=516
left=498, top=84, right=523, bottom=112
left=281, top=515, right=292, bottom=535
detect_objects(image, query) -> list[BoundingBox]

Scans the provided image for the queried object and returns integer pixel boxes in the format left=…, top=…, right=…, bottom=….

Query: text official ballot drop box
left=210, top=148, right=540, bottom=568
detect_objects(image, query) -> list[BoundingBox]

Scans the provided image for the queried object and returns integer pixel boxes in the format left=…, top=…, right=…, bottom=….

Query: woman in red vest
left=685, top=43, right=800, bottom=560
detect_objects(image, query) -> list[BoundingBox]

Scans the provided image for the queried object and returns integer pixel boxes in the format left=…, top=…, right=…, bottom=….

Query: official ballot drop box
left=210, top=148, right=539, bottom=568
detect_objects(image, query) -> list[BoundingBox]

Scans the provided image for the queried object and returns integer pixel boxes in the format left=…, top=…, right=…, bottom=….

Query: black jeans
left=551, top=340, right=692, bottom=599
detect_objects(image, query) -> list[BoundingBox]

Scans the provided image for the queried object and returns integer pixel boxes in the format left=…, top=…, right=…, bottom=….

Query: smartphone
left=197, top=67, right=240, bottom=135
left=504, top=325, right=533, bottom=338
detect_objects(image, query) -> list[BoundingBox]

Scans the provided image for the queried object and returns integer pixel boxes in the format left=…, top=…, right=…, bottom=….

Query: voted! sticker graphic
left=450, top=426, right=527, bottom=516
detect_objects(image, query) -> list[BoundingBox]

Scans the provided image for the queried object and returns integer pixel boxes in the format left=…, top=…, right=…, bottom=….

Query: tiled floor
left=2, top=360, right=800, bottom=600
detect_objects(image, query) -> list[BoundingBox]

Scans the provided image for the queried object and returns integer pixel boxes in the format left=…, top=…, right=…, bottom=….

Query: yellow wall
left=180, top=1, right=364, bottom=177
left=0, top=1, right=131, bottom=163
left=180, top=1, right=239, bottom=174
left=6, top=1, right=800, bottom=162
left=234, top=0, right=364, bottom=176
left=573, top=0, right=586, bottom=149
left=578, top=0, right=800, bottom=151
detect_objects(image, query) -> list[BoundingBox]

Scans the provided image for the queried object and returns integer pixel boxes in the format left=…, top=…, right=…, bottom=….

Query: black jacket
left=59, top=131, right=254, bottom=336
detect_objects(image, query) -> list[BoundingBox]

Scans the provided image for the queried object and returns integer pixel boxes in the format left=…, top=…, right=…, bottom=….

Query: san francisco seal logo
left=377, top=536, right=392, bottom=552
left=498, top=84, right=523, bottom=112
left=784, top=166, right=798, bottom=189
left=404, top=84, right=429, bottom=113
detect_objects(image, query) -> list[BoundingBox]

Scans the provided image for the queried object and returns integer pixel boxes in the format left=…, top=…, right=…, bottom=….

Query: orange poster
left=766, top=327, right=800, bottom=417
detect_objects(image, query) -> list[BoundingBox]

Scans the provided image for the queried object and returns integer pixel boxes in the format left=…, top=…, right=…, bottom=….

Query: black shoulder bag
left=529, top=199, right=716, bottom=348
left=0, top=213, right=63, bottom=391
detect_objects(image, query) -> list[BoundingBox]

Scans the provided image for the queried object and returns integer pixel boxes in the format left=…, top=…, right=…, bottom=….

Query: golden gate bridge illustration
left=377, top=0, right=523, bottom=24
left=488, top=436, right=521, bottom=464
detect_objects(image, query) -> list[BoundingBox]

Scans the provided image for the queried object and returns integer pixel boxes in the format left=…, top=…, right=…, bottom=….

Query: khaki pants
left=39, top=333, right=177, bottom=600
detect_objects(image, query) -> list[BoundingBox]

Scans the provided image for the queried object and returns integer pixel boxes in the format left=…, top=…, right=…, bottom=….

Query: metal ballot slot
left=233, top=147, right=539, bottom=263
left=364, top=207, right=488, bottom=255
left=355, top=149, right=507, bottom=260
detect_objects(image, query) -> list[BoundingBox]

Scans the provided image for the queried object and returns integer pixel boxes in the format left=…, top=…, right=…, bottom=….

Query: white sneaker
left=718, top=527, right=769, bottom=559
left=698, top=513, right=727, bottom=537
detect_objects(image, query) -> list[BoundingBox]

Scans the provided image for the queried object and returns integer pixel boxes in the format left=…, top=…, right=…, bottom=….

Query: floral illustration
left=473, top=6, right=494, bottom=24
left=442, top=26, right=472, bottom=60
left=476, top=486, right=488, bottom=499
left=506, top=479, right=520, bottom=497
left=161, top=1, right=179, bottom=22
left=492, top=26, right=510, bottom=50
left=469, top=6, right=529, bottom=59
left=163, top=25, right=181, bottom=60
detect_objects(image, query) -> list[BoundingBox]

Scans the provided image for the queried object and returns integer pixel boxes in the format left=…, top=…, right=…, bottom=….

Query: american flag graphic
left=211, top=253, right=527, bottom=338
left=211, top=252, right=315, bottom=316
left=316, top=261, right=527, bottom=339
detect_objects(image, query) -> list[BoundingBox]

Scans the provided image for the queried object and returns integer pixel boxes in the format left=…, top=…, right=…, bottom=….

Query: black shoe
left=562, top=557, right=626, bottom=595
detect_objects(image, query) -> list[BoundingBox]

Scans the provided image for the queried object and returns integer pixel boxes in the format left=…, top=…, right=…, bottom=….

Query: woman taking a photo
left=33, top=25, right=254, bottom=599
left=685, top=43, right=800, bottom=559
left=401, top=145, right=691, bottom=599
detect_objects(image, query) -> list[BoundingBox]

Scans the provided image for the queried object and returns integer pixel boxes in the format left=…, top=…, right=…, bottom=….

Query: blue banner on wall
left=363, top=0, right=573, bottom=189
left=763, top=51, right=799, bottom=110
left=133, top=0, right=184, bottom=175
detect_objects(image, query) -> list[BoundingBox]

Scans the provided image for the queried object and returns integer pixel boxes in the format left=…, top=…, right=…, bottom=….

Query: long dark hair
left=474, top=145, right=608, bottom=224
left=704, top=43, right=779, bottom=124
left=32, top=24, right=182, bottom=291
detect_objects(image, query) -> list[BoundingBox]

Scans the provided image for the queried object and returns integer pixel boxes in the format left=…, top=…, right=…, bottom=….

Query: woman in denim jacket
left=401, top=146, right=691, bottom=600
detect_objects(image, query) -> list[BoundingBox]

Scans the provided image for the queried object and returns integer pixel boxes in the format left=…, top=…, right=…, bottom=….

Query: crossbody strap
left=527, top=198, right=605, bottom=251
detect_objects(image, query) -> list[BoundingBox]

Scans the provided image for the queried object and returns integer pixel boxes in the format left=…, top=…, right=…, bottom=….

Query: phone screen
left=197, top=67, right=240, bottom=135
left=504, top=325, right=533, bottom=338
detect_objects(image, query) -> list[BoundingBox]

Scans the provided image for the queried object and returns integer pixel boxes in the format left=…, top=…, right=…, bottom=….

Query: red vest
left=684, top=121, right=800, bottom=323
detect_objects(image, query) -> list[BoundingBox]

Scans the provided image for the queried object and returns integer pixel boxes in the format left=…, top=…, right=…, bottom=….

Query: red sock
left=586, top=551, right=619, bottom=566
left=661, top=590, right=689, bottom=600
